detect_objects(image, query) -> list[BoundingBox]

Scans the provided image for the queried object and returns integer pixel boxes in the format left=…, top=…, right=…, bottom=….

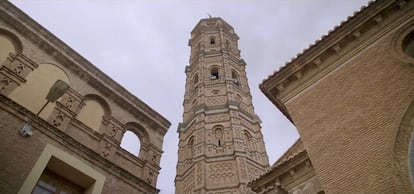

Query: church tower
left=175, top=18, right=269, bottom=194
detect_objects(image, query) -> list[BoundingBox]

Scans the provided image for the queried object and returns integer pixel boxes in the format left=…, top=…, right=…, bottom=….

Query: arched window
left=0, top=30, right=21, bottom=65
left=214, top=126, right=224, bottom=147
left=188, top=136, right=194, bottom=159
left=232, top=70, right=240, bottom=86
left=76, top=95, right=110, bottom=132
left=211, top=67, right=219, bottom=80
left=243, top=131, right=252, bottom=152
left=193, top=73, right=198, bottom=85
left=210, top=37, right=216, bottom=45
left=403, top=30, right=414, bottom=58
left=120, top=130, right=141, bottom=156
left=8, top=63, right=69, bottom=119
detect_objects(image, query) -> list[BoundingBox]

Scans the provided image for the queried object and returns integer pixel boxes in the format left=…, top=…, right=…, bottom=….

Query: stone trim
left=18, top=143, right=106, bottom=194
left=393, top=99, right=414, bottom=193
left=390, top=19, right=414, bottom=66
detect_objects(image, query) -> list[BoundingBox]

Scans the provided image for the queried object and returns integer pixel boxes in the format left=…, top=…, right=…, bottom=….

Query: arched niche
left=210, top=66, right=219, bottom=80
left=231, top=69, right=239, bottom=81
left=393, top=99, right=414, bottom=193
left=213, top=125, right=224, bottom=147
left=187, top=136, right=194, bottom=159
left=209, top=36, right=216, bottom=45
left=76, top=94, right=110, bottom=132
left=243, top=130, right=253, bottom=152
left=231, top=69, right=240, bottom=86
left=8, top=63, right=69, bottom=119
left=390, top=21, right=414, bottom=65
left=403, top=30, right=414, bottom=58
left=0, top=29, right=22, bottom=66
left=193, top=73, right=199, bottom=85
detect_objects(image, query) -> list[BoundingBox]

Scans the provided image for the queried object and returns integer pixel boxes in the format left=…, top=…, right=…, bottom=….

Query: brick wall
left=286, top=25, right=414, bottom=193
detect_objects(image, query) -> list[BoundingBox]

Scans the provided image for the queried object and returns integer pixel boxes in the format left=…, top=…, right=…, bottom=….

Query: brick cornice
left=0, top=1, right=171, bottom=134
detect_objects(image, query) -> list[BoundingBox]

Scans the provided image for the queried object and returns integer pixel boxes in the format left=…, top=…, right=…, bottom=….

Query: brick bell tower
left=175, top=17, right=269, bottom=193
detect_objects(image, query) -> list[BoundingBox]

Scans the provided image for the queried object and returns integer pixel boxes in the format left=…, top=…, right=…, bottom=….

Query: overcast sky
left=11, top=1, right=368, bottom=193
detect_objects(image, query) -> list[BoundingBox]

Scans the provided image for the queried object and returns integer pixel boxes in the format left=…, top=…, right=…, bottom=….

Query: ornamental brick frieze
left=98, top=139, right=117, bottom=160
left=194, top=144, right=204, bottom=157
left=142, top=166, right=159, bottom=186
left=232, top=127, right=242, bottom=139
left=247, top=164, right=263, bottom=182
left=240, top=118, right=254, bottom=130
left=3, top=53, right=38, bottom=79
left=183, top=160, right=194, bottom=171
left=206, top=88, right=225, bottom=96
left=103, top=118, right=125, bottom=144
left=234, top=141, right=245, bottom=152
left=224, top=130, right=233, bottom=141
left=0, top=53, right=38, bottom=95
left=182, top=171, right=195, bottom=194
left=196, top=131, right=204, bottom=144
left=229, top=118, right=240, bottom=127
left=0, top=73, right=18, bottom=95
left=58, top=88, right=82, bottom=115
left=187, top=99, right=199, bottom=111
left=47, top=103, right=74, bottom=131
left=205, top=56, right=222, bottom=63
left=205, top=113, right=230, bottom=123
left=144, top=148, right=162, bottom=168
left=195, top=162, right=203, bottom=187
left=207, top=162, right=236, bottom=188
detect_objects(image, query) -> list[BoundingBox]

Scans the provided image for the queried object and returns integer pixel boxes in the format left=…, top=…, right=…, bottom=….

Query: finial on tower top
left=207, top=13, right=212, bottom=18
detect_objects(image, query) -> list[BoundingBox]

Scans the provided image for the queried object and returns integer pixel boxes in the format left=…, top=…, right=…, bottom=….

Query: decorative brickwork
left=176, top=18, right=269, bottom=193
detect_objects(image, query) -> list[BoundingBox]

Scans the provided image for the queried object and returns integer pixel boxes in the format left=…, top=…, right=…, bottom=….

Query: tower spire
left=175, top=18, right=269, bottom=193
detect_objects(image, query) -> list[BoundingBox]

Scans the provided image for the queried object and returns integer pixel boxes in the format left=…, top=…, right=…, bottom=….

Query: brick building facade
left=254, top=0, right=414, bottom=193
left=0, top=1, right=170, bottom=194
